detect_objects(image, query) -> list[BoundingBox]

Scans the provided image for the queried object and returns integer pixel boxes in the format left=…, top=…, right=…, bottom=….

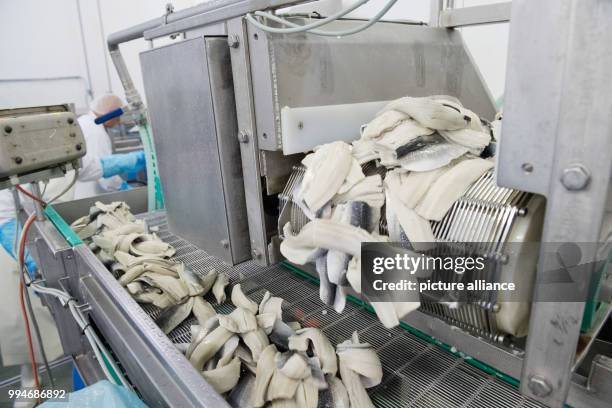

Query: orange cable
left=18, top=214, right=42, bottom=403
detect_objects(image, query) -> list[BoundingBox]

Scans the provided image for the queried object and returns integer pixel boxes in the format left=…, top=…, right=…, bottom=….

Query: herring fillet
left=212, top=273, right=229, bottom=304
left=332, top=175, right=385, bottom=209
left=288, top=328, right=337, bottom=375
left=252, top=344, right=278, bottom=407
left=385, top=189, right=434, bottom=243
left=346, top=256, right=361, bottom=294
left=394, top=301, right=421, bottom=321
left=337, top=158, right=365, bottom=195
left=339, top=359, right=375, bottom=408
left=299, top=141, right=352, bottom=212
left=295, top=379, right=318, bottom=408
left=176, top=263, right=205, bottom=296
left=327, top=374, right=350, bottom=408
left=396, top=141, right=468, bottom=172
left=316, top=253, right=336, bottom=306
left=259, top=292, right=284, bottom=319
left=266, top=368, right=300, bottom=401
left=231, top=284, right=258, bottom=314
left=379, top=97, right=469, bottom=130
left=326, top=249, right=350, bottom=286
left=201, top=356, right=241, bottom=394
left=280, top=219, right=378, bottom=265
left=373, top=119, right=434, bottom=153
left=241, top=328, right=270, bottom=361
left=416, top=158, right=494, bottom=221
left=188, top=326, right=234, bottom=370
left=370, top=301, right=400, bottom=329
left=336, top=335, right=382, bottom=389
left=192, top=296, right=216, bottom=326
left=384, top=166, right=449, bottom=209
left=218, top=307, right=258, bottom=334
left=279, top=353, right=311, bottom=380
left=156, top=297, right=195, bottom=334
left=439, top=128, right=491, bottom=149
left=361, top=110, right=408, bottom=139
left=139, top=272, right=189, bottom=302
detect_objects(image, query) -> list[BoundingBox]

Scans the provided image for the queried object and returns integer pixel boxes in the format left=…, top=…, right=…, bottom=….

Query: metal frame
left=498, top=0, right=612, bottom=406
left=30, top=216, right=87, bottom=356
left=143, top=0, right=301, bottom=41
left=139, top=37, right=251, bottom=265
left=227, top=17, right=271, bottom=266
left=75, top=246, right=229, bottom=408
left=432, top=1, right=612, bottom=406
left=439, top=2, right=511, bottom=28
left=27, top=189, right=227, bottom=407
left=402, top=309, right=524, bottom=377
left=70, top=1, right=612, bottom=407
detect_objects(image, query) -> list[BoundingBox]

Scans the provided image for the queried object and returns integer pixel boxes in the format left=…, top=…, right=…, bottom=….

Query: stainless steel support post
left=227, top=17, right=271, bottom=266
left=499, top=0, right=612, bottom=406
left=429, top=0, right=444, bottom=27
left=30, top=183, right=45, bottom=221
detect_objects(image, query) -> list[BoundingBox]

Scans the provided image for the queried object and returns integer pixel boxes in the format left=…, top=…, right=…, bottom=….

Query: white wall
left=0, top=0, right=199, bottom=113
left=0, top=0, right=508, bottom=113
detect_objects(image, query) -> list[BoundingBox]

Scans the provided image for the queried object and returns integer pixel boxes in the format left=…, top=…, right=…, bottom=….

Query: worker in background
left=75, top=93, right=146, bottom=198
left=0, top=93, right=147, bottom=406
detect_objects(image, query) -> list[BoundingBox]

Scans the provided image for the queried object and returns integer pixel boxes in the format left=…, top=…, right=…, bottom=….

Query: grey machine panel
left=247, top=20, right=496, bottom=151
left=140, top=37, right=250, bottom=265
left=0, top=105, right=86, bottom=187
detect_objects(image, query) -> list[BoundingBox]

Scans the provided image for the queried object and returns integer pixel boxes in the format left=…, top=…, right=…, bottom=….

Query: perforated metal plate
left=141, top=213, right=543, bottom=408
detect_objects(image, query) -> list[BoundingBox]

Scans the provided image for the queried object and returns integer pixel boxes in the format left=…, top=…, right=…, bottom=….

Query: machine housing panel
left=140, top=37, right=250, bottom=264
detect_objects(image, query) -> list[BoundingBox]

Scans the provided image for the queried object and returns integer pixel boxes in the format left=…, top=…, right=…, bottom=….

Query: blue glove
left=100, top=150, right=146, bottom=178
left=0, top=219, right=37, bottom=278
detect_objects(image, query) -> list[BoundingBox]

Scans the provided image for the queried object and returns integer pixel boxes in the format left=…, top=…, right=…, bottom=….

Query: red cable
left=15, top=185, right=47, bottom=206
left=18, top=281, right=41, bottom=401
left=18, top=214, right=42, bottom=401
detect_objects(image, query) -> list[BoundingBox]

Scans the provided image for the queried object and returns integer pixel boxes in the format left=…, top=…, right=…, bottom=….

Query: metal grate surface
left=140, top=213, right=544, bottom=408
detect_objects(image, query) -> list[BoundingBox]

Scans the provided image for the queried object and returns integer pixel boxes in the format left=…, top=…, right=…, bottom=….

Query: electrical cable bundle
left=246, top=0, right=399, bottom=37
left=12, top=170, right=130, bottom=401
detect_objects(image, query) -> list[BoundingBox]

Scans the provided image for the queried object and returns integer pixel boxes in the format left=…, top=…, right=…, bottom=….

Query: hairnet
left=90, top=93, right=123, bottom=115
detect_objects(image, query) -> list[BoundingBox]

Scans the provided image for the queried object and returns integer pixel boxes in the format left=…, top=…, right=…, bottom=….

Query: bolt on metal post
left=561, top=164, right=591, bottom=191
left=528, top=376, right=552, bottom=398
left=227, top=34, right=240, bottom=48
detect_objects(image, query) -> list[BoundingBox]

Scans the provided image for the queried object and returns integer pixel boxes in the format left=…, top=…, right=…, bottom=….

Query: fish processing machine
left=23, top=1, right=612, bottom=407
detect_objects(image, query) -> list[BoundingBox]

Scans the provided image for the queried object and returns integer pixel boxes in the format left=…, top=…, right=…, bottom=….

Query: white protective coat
left=0, top=184, right=72, bottom=366
left=74, top=112, right=124, bottom=199
left=0, top=247, right=64, bottom=365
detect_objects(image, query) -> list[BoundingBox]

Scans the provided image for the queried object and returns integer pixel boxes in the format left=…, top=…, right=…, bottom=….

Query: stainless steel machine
left=27, top=1, right=612, bottom=407
left=0, top=105, right=85, bottom=190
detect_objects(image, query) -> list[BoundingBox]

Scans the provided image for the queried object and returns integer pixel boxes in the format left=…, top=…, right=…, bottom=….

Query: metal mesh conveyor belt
left=139, top=213, right=543, bottom=408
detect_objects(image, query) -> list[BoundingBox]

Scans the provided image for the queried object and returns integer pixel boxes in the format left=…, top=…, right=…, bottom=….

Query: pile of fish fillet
left=71, top=202, right=383, bottom=407
left=280, top=95, right=500, bottom=329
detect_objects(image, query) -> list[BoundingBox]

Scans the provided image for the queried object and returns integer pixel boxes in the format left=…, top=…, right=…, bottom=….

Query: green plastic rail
left=43, top=205, right=82, bottom=246
left=138, top=118, right=164, bottom=211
